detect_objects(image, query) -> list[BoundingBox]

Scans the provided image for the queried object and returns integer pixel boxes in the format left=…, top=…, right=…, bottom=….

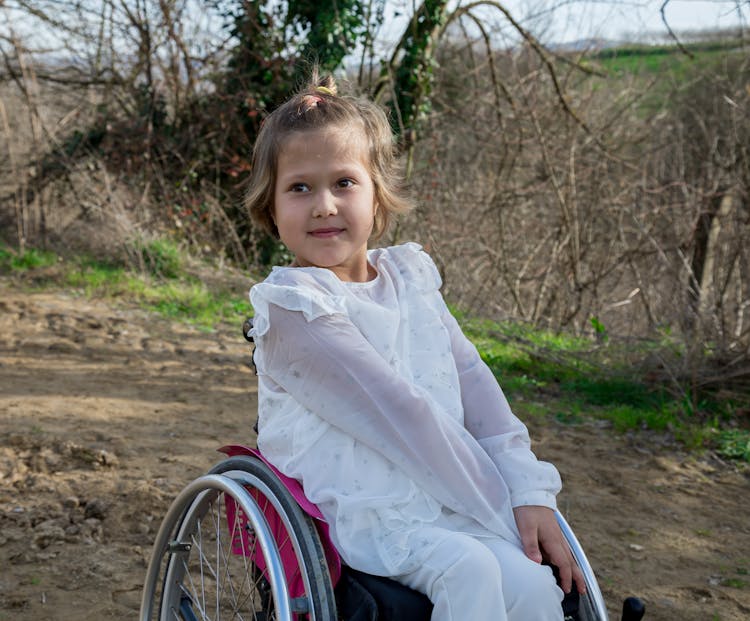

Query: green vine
left=376, top=0, right=449, bottom=145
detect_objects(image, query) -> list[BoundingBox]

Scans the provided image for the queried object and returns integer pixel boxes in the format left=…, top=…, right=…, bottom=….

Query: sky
left=498, top=0, right=750, bottom=44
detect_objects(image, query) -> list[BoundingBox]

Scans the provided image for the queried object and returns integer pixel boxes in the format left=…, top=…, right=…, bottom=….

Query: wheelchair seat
left=337, top=567, right=432, bottom=621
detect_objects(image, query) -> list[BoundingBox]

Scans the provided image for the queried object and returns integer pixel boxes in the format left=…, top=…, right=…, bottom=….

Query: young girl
left=245, top=73, right=585, bottom=620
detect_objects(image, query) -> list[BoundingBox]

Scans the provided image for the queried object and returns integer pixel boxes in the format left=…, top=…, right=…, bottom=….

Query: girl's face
left=273, top=127, right=377, bottom=282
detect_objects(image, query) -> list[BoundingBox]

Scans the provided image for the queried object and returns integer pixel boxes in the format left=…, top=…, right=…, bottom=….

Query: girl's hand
left=512, top=505, right=587, bottom=594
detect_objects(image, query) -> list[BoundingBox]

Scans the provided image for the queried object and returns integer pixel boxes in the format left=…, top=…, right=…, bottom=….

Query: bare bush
left=0, top=1, right=253, bottom=265
left=401, top=32, right=749, bottom=399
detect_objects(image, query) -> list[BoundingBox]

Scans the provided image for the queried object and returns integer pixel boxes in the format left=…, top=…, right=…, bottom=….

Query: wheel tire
left=142, top=455, right=337, bottom=621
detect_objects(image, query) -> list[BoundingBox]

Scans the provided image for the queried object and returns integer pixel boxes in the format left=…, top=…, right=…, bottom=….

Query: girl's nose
left=312, top=192, right=337, bottom=218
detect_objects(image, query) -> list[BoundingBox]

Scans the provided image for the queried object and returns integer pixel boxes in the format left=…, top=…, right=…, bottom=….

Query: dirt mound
left=1, top=279, right=748, bottom=620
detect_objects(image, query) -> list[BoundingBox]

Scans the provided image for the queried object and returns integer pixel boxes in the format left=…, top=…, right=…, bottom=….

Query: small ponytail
left=311, top=70, right=337, bottom=96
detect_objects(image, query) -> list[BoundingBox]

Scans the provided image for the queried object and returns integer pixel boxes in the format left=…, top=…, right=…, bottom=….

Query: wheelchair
left=139, top=443, right=645, bottom=621
left=139, top=318, right=645, bottom=620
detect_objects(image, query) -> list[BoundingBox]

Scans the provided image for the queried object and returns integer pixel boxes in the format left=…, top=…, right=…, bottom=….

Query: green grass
left=459, top=311, right=747, bottom=460
left=135, top=238, right=183, bottom=279
left=579, top=37, right=748, bottom=122
left=1, top=240, right=251, bottom=330
left=720, top=578, right=746, bottom=589
left=591, top=39, right=744, bottom=77
left=714, top=429, right=750, bottom=462
left=0, top=246, right=58, bottom=271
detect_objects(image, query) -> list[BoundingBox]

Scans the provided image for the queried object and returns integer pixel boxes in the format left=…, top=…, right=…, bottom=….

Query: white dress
left=249, top=243, right=561, bottom=577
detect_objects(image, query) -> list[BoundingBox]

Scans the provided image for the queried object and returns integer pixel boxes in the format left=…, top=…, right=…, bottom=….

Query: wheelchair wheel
left=556, top=510, right=610, bottom=621
left=140, top=456, right=337, bottom=621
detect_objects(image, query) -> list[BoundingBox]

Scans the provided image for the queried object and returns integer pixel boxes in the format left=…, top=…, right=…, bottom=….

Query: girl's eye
left=290, top=183, right=309, bottom=192
left=337, top=178, right=355, bottom=189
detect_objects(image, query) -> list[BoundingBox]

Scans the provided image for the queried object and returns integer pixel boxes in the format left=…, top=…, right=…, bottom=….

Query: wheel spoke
left=217, top=497, right=243, bottom=615
left=144, top=459, right=336, bottom=621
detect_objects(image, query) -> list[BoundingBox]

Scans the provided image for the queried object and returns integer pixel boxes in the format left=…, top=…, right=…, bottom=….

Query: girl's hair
left=245, top=72, right=413, bottom=240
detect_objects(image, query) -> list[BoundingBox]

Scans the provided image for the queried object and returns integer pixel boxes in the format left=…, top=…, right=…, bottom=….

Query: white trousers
left=393, top=527, right=564, bottom=621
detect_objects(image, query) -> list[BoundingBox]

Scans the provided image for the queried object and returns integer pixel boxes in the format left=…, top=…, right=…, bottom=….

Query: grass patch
left=460, top=314, right=597, bottom=382
left=459, top=311, right=746, bottom=460
left=602, top=404, right=673, bottom=432
left=134, top=238, right=183, bottom=279
left=0, top=246, right=58, bottom=271
left=560, top=376, right=662, bottom=410
left=133, top=279, right=251, bottom=328
left=720, top=578, right=746, bottom=589
left=591, top=38, right=744, bottom=77
left=715, top=429, right=750, bottom=462
left=64, top=258, right=129, bottom=293
left=580, top=38, right=747, bottom=124
left=2, top=240, right=251, bottom=330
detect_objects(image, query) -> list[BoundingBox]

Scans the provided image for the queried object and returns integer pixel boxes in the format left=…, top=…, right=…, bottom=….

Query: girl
left=245, top=73, right=585, bottom=621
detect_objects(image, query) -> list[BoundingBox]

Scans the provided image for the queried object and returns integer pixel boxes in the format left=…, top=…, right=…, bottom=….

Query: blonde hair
left=245, top=72, right=413, bottom=240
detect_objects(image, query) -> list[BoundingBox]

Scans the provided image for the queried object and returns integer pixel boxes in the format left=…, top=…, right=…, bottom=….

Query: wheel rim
left=141, top=462, right=337, bottom=621
left=166, top=488, right=267, bottom=619
left=152, top=475, right=293, bottom=621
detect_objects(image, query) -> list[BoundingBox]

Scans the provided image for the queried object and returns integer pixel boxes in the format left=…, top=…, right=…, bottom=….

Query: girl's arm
left=439, top=307, right=587, bottom=594
left=257, top=303, right=520, bottom=544
left=438, top=306, right=561, bottom=509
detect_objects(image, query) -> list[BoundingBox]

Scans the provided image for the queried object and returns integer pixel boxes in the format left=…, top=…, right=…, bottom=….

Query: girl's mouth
left=309, top=228, right=344, bottom=238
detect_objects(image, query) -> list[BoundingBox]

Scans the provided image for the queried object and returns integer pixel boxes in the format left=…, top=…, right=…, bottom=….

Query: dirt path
left=1, top=277, right=749, bottom=620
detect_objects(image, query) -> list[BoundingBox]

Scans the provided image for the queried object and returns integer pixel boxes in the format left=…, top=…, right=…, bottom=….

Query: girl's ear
left=371, top=201, right=381, bottom=238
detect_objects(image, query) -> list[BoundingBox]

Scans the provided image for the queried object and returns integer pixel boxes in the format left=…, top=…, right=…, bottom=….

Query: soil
left=1, top=274, right=749, bottom=621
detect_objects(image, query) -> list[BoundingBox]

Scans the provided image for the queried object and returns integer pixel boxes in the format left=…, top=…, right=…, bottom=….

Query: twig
left=660, top=0, right=695, bottom=59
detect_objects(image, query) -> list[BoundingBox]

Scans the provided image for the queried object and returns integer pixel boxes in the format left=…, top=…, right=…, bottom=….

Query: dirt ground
left=1, top=276, right=749, bottom=621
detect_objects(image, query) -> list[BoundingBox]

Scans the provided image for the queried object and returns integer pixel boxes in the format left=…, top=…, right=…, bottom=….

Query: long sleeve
left=256, top=303, right=519, bottom=544
left=439, top=307, right=561, bottom=509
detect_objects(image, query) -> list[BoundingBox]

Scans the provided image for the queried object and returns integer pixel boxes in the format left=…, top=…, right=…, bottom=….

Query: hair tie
left=315, top=86, right=334, bottom=96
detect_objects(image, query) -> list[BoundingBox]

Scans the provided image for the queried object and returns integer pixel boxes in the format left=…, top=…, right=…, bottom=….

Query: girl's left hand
left=512, top=505, right=587, bottom=594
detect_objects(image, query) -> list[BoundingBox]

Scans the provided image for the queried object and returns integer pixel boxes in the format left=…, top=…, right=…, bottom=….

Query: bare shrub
left=0, top=0, right=251, bottom=265
left=402, top=34, right=749, bottom=401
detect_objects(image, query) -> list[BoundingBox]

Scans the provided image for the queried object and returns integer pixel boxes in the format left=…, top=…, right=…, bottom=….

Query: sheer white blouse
left=249, top=243, right=561, bottom=576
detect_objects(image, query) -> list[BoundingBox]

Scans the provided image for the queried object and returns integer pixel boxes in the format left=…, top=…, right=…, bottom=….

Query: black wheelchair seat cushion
left=335, top=567, right=433, bottom=621
left=335, top=562, right=582, bottom=621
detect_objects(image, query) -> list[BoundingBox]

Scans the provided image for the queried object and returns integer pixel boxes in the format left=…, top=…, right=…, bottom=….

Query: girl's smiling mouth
left=309, top=227, right=344, bottom=238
